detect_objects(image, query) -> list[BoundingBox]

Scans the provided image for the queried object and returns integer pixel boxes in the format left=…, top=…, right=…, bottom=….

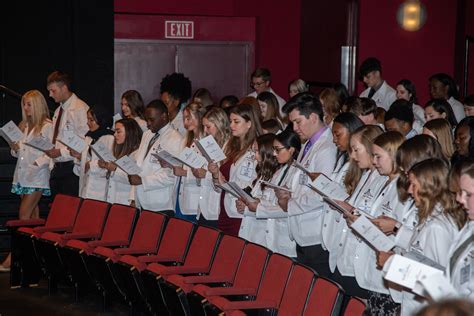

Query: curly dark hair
left=159, top=73, right=192, bottom=104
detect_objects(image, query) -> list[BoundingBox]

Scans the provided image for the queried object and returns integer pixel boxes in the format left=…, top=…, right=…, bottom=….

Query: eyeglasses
left=251, top=81, right=267, bottom=88
left=272, top=146, right=287, bottom=153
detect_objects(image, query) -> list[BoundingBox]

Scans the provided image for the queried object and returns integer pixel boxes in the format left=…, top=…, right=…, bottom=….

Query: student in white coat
left=275, top=92, right=337, bottom=277
left=429, top=73, right=465, bottom=123
left=160, top=73, right=192, bottom=137
left=331, top=125, right=386, bottom=298
left=208, top=104, right=262, bottom=236
left=322, top=113, right=364, bottom=273
left=98, top=118, right=142, bottom=205
left=2, top=90, right=53, bottom=270
left=358, top=57, right=396, bottom=111
left=171, top=102, right=209, bottom=221
left=121, top=90, right=147, bottom=132
left=353, top=131, right=406, bottom=315
left=378, top=159, right=463, bottom=316
left=237, top=134, right=280, bottom=246
left=451, top=160, right=474, bottom=300
left=424, top=99, right=458, bottom=129
left=246, top=129, right=301, bottom=257
left=395, top=79, right=425, bottom=133
left=128, top=100, right=184, bottom=214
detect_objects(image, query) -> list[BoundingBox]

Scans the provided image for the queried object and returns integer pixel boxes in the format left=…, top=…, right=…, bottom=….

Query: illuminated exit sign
left=165, top=21, right=194, bottom=39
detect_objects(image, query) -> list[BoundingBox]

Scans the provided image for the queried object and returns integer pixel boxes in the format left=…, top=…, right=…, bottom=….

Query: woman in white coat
left=208, top=104, right=262, bottom=236
left=237, top=133, right=280, bottom=247
left=2, top=90, right=53, bottom=270
left=121, top=90, right=147, bottom=132
left=98, top=118, right=142, bottom=205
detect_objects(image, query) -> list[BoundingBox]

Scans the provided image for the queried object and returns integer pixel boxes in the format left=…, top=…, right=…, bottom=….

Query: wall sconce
left=397, top=0, right=427, bottom=31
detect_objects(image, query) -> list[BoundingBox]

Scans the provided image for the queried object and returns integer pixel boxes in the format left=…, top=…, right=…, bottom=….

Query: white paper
left=25, top=135, right=54, bottom=151
left=384, top=254, right=444, bottom=291
left=215, top=182, right=240, bottom=199
left=293, top=161, right=311, bottom=175
left=260, top=180, right=293, bottom=192
left=195, top=135, right=226, bottom=163
left=57, top=131, right=86, bottom=153
left=0, top=121, right=23, bottom=144
left=322, top=196, right=353, bottom=216
left=228, top=182, right=258, bottom=204
left=90, top=142, right=115, bottom=162
left=178, top=147, right=207, bottom=169
left=309, top=174, right=349, bottom=200
left=416, top=273, right=458, bottom=300
left=152, top=150, right=183, bottom=167
left=114, top=155, right=142, bottom=175
left=112, top=113, right=122, bottom=125
left=404, top=251, right=445, bottom=271
left=351, top=215, right=395, bottom=252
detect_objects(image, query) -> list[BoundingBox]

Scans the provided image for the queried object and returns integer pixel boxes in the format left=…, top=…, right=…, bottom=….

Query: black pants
left=50, top=161, right=79, bottom=198
left=296, top=244, right=332, bottom=278
left=331, top=267, right=369, bottom=299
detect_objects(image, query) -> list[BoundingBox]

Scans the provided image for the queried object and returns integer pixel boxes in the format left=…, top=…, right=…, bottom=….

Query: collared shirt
left=301, top=126, right=328, bottom=161
left=405, top=128, right=418, bottom=139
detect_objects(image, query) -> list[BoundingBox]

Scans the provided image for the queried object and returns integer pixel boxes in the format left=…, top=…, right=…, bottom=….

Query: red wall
left=114, top=0, right=301, bottom=100
left=358, top=0, right=458, bottom=105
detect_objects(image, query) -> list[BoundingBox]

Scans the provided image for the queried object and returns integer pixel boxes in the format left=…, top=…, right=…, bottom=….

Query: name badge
left=460, top=261, right=470, bottom=285
left=299, top=173, right=308, bottom=185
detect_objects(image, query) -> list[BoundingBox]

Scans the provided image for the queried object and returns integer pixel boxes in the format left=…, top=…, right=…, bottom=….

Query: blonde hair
left=202, top=107, right=230, bottom=147
left=373, top=131, right=405, bottom=175
left=344, top=125, right=383, bottom=194
left=423, top=118, right=455, bottom=160
left=409, top=158, right=466, bottom=229
left=21, top=90, right=50, bottom=135
left=183, top=102, right=207, bottom=147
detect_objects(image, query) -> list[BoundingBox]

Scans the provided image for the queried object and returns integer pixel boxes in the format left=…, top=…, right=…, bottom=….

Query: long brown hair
left=113, top=118, right=143, bottom=159
left=255, top=134, right=279, bottom=189
left=202, top=107, right=230, bottom=147
left=184, top=102, right=207, bottom=147
left=225, top=104, right=263, bottom=162
left=423, top=118, right=455, bottom=160
left=409, top=158, right=466, bottom=229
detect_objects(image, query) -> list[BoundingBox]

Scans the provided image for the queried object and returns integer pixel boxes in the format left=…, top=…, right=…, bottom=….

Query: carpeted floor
left=0, top=271, right=129, bottom=315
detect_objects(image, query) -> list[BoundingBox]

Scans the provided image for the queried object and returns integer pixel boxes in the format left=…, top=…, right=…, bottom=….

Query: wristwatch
left=393, top=221, right=402, bottom=234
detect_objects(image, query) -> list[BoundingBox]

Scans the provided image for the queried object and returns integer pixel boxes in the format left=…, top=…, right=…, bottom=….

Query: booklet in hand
left=90, top=142, right=115, bottom=162
left=350, top=215, right=395, bottom=252
left=260, top=180, right=293, bottom=193
left=152, top=150, right=183, bottom=167
left=57, top=131, right=87, bottom=153
left=178, top=147, right=207, bottom=169
left=25, top=135, right=54, bottom=152
left=114, top=155, right=142, bottom=175
left=0, top=121, right=23, bottom=144
left=307, top=174, right=349, bottom=200
left=292, top=161, right=312, bottom=175
left=194, top=135, right=226, bottom=163
left=217, top=181, right=258, bottom=204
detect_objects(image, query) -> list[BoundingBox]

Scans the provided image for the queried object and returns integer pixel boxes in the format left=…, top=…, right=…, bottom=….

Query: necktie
left=301, top=140, right=312, bottom=161
left=145, top=132, right=160, bottom=157
left=52, top=106, right=64, bottom=144
left=367, top=88, right=376, bottom=99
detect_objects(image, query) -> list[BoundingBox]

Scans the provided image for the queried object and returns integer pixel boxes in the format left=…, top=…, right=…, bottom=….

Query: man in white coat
left=248, top=68, right=286, bottom=115
left=128, top=99, right=183, bottom=214
left=359, top=57, right=396, bottom=111
left=276, top=92, right=337, bottom=277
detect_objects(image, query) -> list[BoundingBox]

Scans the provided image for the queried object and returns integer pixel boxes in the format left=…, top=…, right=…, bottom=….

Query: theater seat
left=302, top=277, right=345, bottom=316
left=342, top=296, right=367, bottom=316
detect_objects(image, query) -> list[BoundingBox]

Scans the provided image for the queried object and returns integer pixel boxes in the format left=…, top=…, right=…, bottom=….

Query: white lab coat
left=335, top=169, right=388, bottom=276
left=134, top=117, right=148, bottom=132
left=400, top=206, right=459, bottom=316
left=447, top=97, right=466, bottom=123
left=134, top=124, right=184, bottom=212
left=106, top=150, right=139, bottom=205
left=238, top=177, right=267, bottom=247
left=169, top=110, right=187, bottom=137
left=412, top=103, right=426, bottom=134
left=51, top=93, right=89, bottom=163
left=256, top=165, right=297, bottom=257
left=353, top=176, right=415, bottom=294
left=360, top=81, right=397, bottom=111
left=446, top=220, right=473, bottom=300
left=81, top=135, right=115, bottom=201
left=11, top=122, right=53, bottom=189
left=287, top=127, right=337, bottom=247
left=321, top=158, right=351, bottom=272
left=222, top=149, right=258, bottom=218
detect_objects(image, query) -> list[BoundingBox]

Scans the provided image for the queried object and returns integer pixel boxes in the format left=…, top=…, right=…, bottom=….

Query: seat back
left=233, top=242, right=269, bottom=289
left=99, top=204, right=138, bottom=242
left=182, top=226, right=221, bottom=270
left=71, top=199, right=110, bottom=236
left=128, top=211, right=166, bottom=250
left=343, top=296, right=366, bottom=316
left=45, top=194, right=81, bottom=230
left=303, top=277, right=345, bottom=316
left=208, top=235, right=245, bottom=280
left=156, top=217, right=194, bottom=262
left=255, top=253, right=293, bottom=305
left=278, top=264, right=315, bottom=316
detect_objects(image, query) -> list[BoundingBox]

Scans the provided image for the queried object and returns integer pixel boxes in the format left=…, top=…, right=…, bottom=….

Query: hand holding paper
left=115, top=155, right=142, bottom=175
left=195, top=135, right=226, bottom=163
left=0, top=120, right=23, bottom=144
left=25, top=135, right=54, bottom=152
left=350, top=215, right=395, bottom=252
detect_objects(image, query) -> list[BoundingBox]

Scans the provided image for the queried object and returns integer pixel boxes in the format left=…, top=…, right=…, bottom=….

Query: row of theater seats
left=6, top=194, right=366, bottom=316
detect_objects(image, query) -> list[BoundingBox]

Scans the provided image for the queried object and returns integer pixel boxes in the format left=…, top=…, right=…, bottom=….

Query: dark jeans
left=296, top=244, right=332, bottom=278
left=49, top=161, right=79, bottom=198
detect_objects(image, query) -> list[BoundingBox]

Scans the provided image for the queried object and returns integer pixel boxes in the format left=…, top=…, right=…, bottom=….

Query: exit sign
left=165, top=21, right=194, bottom=39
